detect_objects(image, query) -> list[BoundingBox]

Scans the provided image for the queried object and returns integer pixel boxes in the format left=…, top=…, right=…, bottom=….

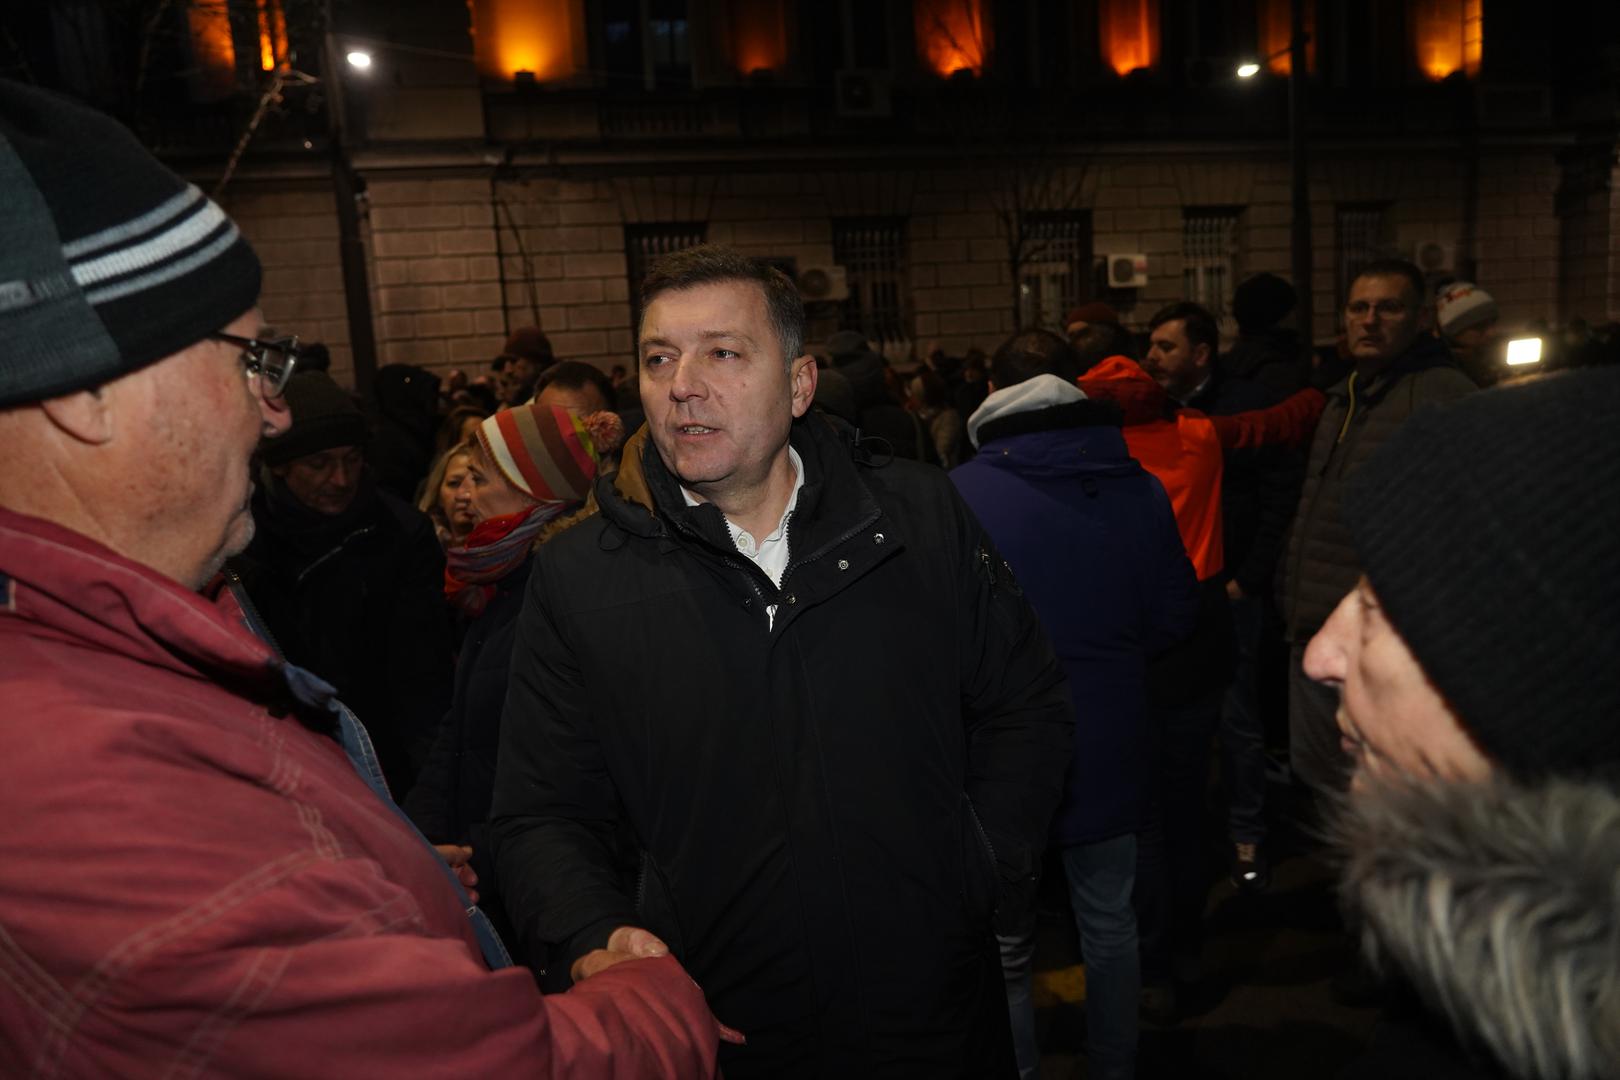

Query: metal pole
left=1288, top=0, right=1313, bottom=347
left=321, top=14, right=379, bottom=399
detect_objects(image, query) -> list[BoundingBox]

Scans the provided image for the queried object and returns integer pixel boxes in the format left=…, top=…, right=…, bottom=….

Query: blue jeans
left=1220, top=594, right=1268, bottom=845
left=998, top=834, right=1140, bottom=1080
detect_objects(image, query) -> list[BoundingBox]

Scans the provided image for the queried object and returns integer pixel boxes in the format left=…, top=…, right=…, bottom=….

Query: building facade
left=10, top=0, right=1618, bottom=386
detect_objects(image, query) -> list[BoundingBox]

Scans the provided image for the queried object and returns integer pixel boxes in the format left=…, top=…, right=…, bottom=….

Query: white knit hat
left=1436, top=282, right=1498, bottom=338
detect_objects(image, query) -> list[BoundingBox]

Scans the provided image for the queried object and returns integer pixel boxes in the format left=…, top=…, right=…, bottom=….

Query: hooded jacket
left=0, top=507, right=721, bottom=1078
left=1337, top=776, right=1620, bottom=1080
left=952, top=386, right=1199, bottom=844
left=490, top=415, right=1073, bottom=1079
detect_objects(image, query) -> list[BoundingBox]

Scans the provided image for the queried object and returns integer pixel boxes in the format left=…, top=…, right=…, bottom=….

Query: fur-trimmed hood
left=1338, top=776, right=1620, bottom=1079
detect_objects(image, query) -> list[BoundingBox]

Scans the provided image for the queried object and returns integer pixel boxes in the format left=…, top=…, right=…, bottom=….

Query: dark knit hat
left=260, top=372, right=368, bottom=466
left=1343, top=368, right=1620, bottom=780
left=0, top=80, right=261, bottom=407
left=502, top=326, right=553, bottom=363
left=1232, top=273, right=1296, bottom=334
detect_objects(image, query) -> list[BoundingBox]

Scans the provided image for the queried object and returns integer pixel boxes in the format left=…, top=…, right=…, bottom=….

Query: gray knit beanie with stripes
left=0, top=80, right=261, bottom=407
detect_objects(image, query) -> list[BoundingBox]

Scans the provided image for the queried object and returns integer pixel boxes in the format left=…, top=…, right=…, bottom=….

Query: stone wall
left=214, top=140, right=1603, bottom=392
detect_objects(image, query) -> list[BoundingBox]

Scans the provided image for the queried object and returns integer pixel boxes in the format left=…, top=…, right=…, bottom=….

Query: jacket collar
left=598, top=414, right=887, bottom=564
left=0, top=506, right=280, bottom=688
left=1338, top=774, right=1620, bottom=1078
left=974, top=399, right=1125, bottom=448
left=1339, top=335, right=1458, bottom=402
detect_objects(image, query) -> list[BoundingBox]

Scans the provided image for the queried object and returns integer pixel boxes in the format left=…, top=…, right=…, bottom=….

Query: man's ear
left=38, top=387, right=116, bottom=446
left=789, top=353, right=818, bottom=418
left=1417, top=304, right=1436, bottom=332
left=1195, top=342, right=1213, bottom=370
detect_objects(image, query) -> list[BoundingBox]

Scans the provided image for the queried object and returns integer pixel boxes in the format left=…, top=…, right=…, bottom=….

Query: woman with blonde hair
left=416, top=443, right=477, bottom=548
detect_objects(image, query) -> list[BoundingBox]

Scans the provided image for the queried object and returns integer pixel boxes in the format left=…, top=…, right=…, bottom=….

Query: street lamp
left=1235, top=3, right=1312, bottom=346
left=345, top=49, right=373, bottom=70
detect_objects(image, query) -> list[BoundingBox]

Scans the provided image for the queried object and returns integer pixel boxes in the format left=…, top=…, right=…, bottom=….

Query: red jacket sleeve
left=1208, top=387, right=1326, bottom=451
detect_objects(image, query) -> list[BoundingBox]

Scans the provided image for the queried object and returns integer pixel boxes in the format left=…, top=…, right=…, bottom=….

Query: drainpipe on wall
left=321, top=8, right=379, bottom=399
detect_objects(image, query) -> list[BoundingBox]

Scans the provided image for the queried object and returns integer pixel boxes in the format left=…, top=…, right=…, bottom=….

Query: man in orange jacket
left=1073, top=321, right=1322, bottom=1019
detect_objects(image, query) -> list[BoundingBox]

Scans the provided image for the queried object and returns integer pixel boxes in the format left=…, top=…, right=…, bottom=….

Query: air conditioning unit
left=1105, top=253, right=1149, bottom=289
left=797, top=264, right=850, bottom=302
left=1413, top=239, right=1455, bottom=276
left=835, top=70, right=893, bottom=118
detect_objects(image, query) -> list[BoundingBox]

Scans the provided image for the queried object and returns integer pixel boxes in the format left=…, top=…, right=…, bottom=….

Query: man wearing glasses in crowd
left=1278, top=260, right=1476, bottom=802
left=0, top=80, right=723, bottom=1076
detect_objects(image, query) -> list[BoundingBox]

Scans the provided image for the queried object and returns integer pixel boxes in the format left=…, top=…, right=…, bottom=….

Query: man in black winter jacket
left=490, top=247, right=1072, bottom=1079
left=231, top=371, right=453, bottom=800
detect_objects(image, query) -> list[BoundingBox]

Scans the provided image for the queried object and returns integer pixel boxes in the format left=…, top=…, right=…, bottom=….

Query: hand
left=575, top=931, right=749, bottom=1046
left=1226, top=580, right=1245, bottom=600
left=432, top=844, right=478, bottom=905
left=571, top=924, right=667, bottom=983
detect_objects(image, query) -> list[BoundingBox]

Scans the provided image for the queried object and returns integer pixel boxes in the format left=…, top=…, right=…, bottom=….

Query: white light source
left=1236, top=62, right=1261, bottom=78
left=1505, top=337, right=1543, bottom=366
left=345, top=50, right=373, bottom=70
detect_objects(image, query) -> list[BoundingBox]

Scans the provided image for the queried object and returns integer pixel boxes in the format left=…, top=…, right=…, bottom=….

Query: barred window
left=624, top=222, right=707, bottom=326
left=1019, top=211, right=1094, bottom=333
left=1336, top=204, right=1390, bottom=304
left=832, top=217, right=909, bottom=348
left=1182, top=208, right=1243, bottom=319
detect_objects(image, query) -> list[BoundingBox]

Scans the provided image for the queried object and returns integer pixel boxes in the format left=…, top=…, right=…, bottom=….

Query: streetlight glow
left=346, top=50, right=373, bottom=70
left=1236, top=62, right=1261, bottom=78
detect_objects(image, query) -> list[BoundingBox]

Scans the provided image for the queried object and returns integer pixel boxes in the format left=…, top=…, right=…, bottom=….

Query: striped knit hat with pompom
left=476, top=404, right=624, bottom=505
left=0, top=80, right=261, bottom=406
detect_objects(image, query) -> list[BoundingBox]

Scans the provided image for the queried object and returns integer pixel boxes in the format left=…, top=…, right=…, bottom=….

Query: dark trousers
left=1219, top=594, right=1269, bottom=844
left=1134, top=690, right=1224, bottom=984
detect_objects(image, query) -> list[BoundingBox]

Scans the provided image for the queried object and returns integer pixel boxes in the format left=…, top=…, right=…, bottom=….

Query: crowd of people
left=2, top=79, right=1617, bottom=1079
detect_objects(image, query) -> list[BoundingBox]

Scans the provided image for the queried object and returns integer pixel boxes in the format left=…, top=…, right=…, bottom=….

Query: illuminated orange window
left=1412, top=0, right=1483, bottom=81
left=730, top=0, right=787, bottom=75
left=257, top=0, right=288, bottom=72
left=1098, top=0, right=1159, bottom=76
left=468, top=0, right=581, bottom=82
left=915, top=0, right=987, bottom=78
left=1256, top=0, right=1314, bottom=75
left=187, top=1, right=236, bottom=94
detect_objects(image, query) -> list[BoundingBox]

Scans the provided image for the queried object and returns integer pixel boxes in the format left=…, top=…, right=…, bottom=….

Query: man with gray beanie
left=0, top=80, right=723, bottom=1075
left=1305, top=368, right=1620, bottom=1078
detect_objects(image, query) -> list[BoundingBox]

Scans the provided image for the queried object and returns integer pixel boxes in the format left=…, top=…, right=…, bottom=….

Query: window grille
left=832, top=217, right=909, bottom=348
left=1019, top=211, right=1094, bottom=332
left=1336, top=204, right=1390, bottom=304
left=624, top=222, right=707, bottom=326
left=1182, top=208, right=1242, bottom=318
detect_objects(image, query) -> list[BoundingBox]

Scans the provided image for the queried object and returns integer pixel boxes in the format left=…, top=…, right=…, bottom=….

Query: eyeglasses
left=212, top=332, right=300, bottom=397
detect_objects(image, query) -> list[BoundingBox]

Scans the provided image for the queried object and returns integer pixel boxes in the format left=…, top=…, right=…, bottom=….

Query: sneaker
left=1230, top=841, right=1271, bottom=891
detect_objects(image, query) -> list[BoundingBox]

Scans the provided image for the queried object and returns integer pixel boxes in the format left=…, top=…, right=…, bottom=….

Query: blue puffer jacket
left=952, top=399, right=1200, bottom=845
